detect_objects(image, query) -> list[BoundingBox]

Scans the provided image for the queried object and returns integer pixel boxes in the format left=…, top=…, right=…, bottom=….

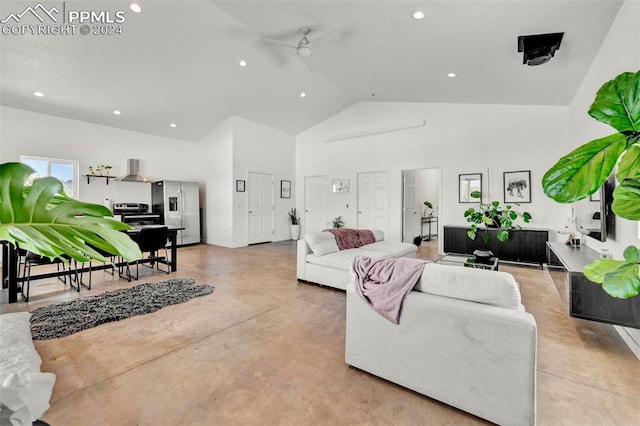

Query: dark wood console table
left=443, top=225, right=548, bottom=267
left=547, top=242, right=640, bottom=329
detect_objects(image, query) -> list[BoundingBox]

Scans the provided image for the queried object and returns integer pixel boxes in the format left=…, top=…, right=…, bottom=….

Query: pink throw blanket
left=327, top=228, right=376, bottom=250
left=353, top=256, right=426, bottom=324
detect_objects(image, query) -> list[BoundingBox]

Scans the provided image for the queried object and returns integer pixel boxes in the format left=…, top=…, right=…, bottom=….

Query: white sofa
left=297, top=229, right=417, bottom=290
left=346, top=263, right=537, bottom=426
left=0, top=312, right=56, bottom=424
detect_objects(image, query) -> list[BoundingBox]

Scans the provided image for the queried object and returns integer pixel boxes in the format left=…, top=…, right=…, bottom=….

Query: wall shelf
left=83, top=175, right=113, bottom=185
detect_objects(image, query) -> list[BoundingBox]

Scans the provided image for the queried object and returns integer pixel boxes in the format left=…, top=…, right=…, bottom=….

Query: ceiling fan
left=262, top=26, right=338, bottom=70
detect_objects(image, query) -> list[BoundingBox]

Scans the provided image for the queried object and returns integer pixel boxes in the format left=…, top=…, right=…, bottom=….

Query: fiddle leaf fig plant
left=542, top=70, right=640, bottom=298
left=0, top=162, right=141, bottom=263
left=464, top=191, right=532, bottom=244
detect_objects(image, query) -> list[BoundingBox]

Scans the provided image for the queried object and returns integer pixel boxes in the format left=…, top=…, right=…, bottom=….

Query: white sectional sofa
left=297, top=229, right=417, bottom=290
left=346, top=263, right=537, bottom=426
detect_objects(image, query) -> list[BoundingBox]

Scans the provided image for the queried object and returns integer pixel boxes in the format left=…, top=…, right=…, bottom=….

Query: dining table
left=1, top=226, right=183, bottom=304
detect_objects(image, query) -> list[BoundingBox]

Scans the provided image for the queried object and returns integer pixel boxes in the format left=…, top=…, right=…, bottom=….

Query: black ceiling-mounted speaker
left=517, top=32, right=564, bottom=66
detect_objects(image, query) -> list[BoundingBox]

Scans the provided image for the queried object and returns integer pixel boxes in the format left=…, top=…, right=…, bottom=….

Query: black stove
left=112, top=203, right=161, bottom=226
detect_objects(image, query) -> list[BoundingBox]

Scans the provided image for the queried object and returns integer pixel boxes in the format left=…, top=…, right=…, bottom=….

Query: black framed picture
left=236, top=180, right=245, bottom=192
left=459, top=173, right=482, bottom=203
left=503, top=170, right=531, bottom=203
left=281, top=180, right=291, bottom=199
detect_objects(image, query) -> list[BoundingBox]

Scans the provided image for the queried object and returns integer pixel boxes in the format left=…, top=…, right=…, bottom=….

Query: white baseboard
left=614, top=325, right=640, bottom=360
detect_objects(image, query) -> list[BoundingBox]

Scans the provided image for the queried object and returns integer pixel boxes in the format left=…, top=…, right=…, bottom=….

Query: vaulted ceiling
left=0, top=0, right=623, bottom=142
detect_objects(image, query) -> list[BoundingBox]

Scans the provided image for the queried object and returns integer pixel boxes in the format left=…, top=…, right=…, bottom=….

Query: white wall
left=569, top=0, right=640, bottom=358
left=296, top=102, right=572, bottom=246
left=0, top=106, right=200, bottom=208
left=195, top=118, right=234, bottom=247
left=414, top=168, right=440, bottom=216
left=232, top=116, right=296, bottom=246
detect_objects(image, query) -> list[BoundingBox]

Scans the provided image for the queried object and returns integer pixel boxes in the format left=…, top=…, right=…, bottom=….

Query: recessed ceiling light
left=170, top=123, right=177, bottom=128
left=447, top=72, right=456, bottom=78
left=239, top=60, right=247, bottom=67
left=130, top=2, right=142, bottom=13
left=300, top=92, right=306, bottom=98
left=113, top=110, right=121, bottom=115
left=412, top=11, right=425, bottom=20
left=33, top=91, right=44, bottom=97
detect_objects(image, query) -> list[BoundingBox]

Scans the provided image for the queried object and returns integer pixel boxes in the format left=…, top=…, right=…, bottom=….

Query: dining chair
left=128, top=226, right=170, bottom=280
left=20, top=251, right=79, bottom=302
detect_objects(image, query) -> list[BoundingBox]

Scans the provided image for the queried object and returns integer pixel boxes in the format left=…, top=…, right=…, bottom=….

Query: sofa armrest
left=297, top=239, right=312, bottom=280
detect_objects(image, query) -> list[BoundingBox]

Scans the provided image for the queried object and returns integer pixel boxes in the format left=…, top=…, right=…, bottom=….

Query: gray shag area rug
left=30, top=278, right=214, bottom=340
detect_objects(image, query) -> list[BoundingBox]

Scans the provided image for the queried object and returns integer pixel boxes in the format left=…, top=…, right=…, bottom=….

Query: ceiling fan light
left=297, top=45, right=312, bottom=57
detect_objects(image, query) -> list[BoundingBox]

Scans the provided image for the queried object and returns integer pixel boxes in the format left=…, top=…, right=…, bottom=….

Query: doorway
left=402, top=168, right=441, bottom=244
left=247, top=172, right=274, bottom=244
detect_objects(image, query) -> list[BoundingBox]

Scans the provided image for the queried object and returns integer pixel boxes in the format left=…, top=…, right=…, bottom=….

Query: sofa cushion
left=371, top=229, right=385, bottom=242
left=304, top=231, right=339, bottom=257
left=414, top=263, right=521, bottom=310
left=365, top=241, right=417, bottom=257
left=306, top=248, right=393, bottom=270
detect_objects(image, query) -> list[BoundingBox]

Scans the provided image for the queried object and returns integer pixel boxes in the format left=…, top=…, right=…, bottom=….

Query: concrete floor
left=2, top=240, right=639, bottom=425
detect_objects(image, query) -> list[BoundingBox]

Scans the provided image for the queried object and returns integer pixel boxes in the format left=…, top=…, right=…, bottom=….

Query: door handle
left=358, top=211, right=362, bottom=214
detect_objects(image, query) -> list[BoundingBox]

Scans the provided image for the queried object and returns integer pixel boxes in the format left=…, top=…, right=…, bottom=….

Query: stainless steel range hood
left=117, top=159, right=150, bottom=182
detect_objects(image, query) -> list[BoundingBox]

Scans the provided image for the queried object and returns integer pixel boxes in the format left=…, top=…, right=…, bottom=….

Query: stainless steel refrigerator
left=151, top=180, right=200, bottom=245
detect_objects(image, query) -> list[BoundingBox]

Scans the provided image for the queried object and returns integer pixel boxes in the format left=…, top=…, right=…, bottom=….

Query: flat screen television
left=575, top=175, right=615, bottom=242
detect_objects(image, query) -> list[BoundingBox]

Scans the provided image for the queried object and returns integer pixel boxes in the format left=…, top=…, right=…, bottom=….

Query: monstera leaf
left=0, top=162, right=141, bottom=263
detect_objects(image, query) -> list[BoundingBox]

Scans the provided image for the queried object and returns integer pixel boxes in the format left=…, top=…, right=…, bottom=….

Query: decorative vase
left=473, top=249, right=494, bottom=263
left=291, top=224, right=301, bottom=240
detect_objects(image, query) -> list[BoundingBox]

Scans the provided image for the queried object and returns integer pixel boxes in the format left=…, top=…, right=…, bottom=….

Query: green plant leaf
left=0, top=162, right=141, bottom=263
left=616, top=142, right=640, bottom=181
left=584, top=259, right=628, bottom=283
left=542, top=133, right=628, bottom=203
left=602, top=264, right=640, bottom=298
left=523, top=212, right=532, bottom=222
left=611, top=177, right=640, bottom=220
left=470, top=191, right=481, bottom=199
left=482, top=216, right=493, bottom=225
left=483, top=233, right=490, bottom=245
left=588, top=71, right=640, bottom=133
left=496, top=230, right=509, bottom=242
left=467, top=230, right=476, bottom=240
left=623, top=245, right=640, bottom=263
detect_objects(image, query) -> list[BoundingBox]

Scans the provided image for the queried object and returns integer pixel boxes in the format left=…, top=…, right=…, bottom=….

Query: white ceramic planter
left=291, top=224, right=301, bottom=240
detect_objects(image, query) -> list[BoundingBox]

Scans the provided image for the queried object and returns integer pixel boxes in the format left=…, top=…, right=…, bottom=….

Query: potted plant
left=423, top=201, right=433, bottom=217
left=542, top=70, right=640, bottom=299
left=332, top=216, right=345, bottom=228
left=463, top=191, right=532, bottom=260
left=288, top=208, right=301, bottom=240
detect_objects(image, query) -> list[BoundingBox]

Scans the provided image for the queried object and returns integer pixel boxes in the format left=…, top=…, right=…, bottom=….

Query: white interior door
left=248, top=172, right=274, bottom=244
left=304, top=175, right=328, bottom=233
left=402, top=171, right=419, bottom=242
left=357, top=171, right=389, bottom=236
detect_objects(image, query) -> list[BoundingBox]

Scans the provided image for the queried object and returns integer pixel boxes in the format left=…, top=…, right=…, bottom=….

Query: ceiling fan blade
left=309, top=29, right=340, bottom=45
left=262, top=38, right=298, bottom=49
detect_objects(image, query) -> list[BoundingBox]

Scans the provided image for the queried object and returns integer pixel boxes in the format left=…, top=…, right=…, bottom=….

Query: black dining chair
left=79, top=244, right=118, bottom=290
left=20, top=251, right=79, bottom=302
left=128, top=226, right=170, bottom=280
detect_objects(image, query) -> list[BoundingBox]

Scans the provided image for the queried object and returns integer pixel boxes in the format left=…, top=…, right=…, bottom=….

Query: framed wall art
left=459, top=173, right=482, bottom=203
left=503, top=170, right=531, bottom=203
left=281, top=180, right=291, bottom=199
left=236, top=180, right=245, bottom=192
left=332, top=178, right=350, bottom=193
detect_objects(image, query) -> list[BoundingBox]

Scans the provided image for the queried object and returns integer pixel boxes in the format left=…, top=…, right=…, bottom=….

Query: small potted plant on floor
left=332, top=216, right=345, bottom=228
left=288, top=208, right=301, bottom=240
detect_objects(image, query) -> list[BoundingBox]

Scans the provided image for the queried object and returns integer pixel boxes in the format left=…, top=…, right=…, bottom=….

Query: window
left=20, top=156, right=79, bottom=197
